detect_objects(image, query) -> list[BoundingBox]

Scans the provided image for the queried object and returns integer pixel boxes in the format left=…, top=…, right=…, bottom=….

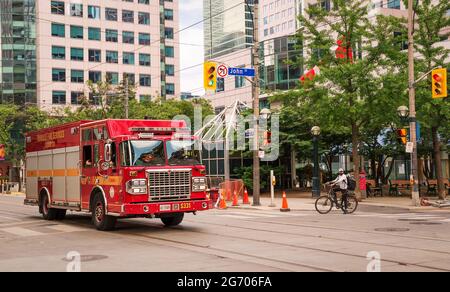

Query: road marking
left=0, top=215, right=22, bottom=222
left=45, top=224, right=87, bottom=233
left=218, top=215, right=255, bottom=219
left=354, top=212, right=449, bottom=222
left=1, top=227, right=44, bottom=237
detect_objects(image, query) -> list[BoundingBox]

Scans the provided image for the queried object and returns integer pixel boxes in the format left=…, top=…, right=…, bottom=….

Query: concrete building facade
left=1, top=0, right=180, bottom=112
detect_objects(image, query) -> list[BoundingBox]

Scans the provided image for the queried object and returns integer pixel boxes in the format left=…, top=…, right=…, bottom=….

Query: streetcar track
left=114, top=219, right=450, bottom=272
left=184, top=219, right=450, bottom=256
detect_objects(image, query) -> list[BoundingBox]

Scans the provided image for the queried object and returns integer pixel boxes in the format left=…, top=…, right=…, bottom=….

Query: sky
left=179, top=0, right=205, bottom=96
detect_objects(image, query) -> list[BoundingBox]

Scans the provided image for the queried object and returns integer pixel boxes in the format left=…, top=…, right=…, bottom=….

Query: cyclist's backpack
left=347, top=175, right=356, bottom=191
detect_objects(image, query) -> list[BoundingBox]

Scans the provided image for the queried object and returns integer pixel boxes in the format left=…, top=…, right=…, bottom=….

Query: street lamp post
left=311, top=126, right=321, bottom=198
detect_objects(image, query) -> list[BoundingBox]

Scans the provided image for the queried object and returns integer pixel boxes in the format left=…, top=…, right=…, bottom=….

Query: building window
left=166, top=83, right=175, bottom=95
left=138, top=12, right=150, bottom=25
left=166, top=64, right=175, bottom=76
left=388, top=0, right=401, bottom=9
left=139, top=33, right=151, bottom=45
left=122, top=31, right=134, bottom=44
left=140, top=95, right=151, bottom=102
left=51, top=1, right=65, bottom=15
left=71, top=92, right=83, bottom=105
left=105, top=8, right=118, bottom=21
left=70, top=4, right=83, bottom=17
left=52, top=46, right=65, bottom=60
left=88, top=6, right=101, bottom=19
left=89, top=93, right=101, bottom=105
left=88, top=49, right=101, bottom=62
left=52, top=68, right=66, bottom=82
left=52, top=91, right=66, bottom=105
left=139, top=54, right=151, bottom=66
left=88, top=27, right=101, bottom=41
left=165, top=46, right=174, bottom=58
left=106, top=29, right=118, bottom=42
left=70, top=25, right=83, bottom=39
left=106, top=72, right=119, bottom=85
left=71, top=70, right=84, bottom=83
left=235, top=76, right=245, bottom=88
left=122, top=10, right=134, bottom=23
left=139, top=75, right=151, bottom=87
left=139, top=0, right=150, bottom=4
left=106, top=51, right=119, bottom=64
left=217, top=78, right=225, bottom=92
left=165, top=28, right=174, bottom=39
left=51, top=23, right=65, bottom=37
left=123, top=52, right=135, bottom=65
left=164, top=9, right=174, bottom=21
left=123, top=73, right=135, bottom=84
left=89, top=71, right=102, bottom=83
left=71, top=48, right=84, bottom=61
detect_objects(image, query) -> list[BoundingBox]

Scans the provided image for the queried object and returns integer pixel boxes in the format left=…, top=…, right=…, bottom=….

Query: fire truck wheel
left=92, top=194, right=117, bottom=231
left=40, top=193, right=58, bottom=221
left=161, top=213, right=184, bottom=227
left=56, top=209, right=67, bottom=220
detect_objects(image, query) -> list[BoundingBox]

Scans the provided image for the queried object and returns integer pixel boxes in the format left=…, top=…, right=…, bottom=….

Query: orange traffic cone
left=232, top=191, right=240, bottom=207
left=280, top=191, right=291, bottom=212
left=219, top=194, right=228, bottom=210
left=226, top=189, right=232, bottom=201
left=242, top=188, right=250, bottom=205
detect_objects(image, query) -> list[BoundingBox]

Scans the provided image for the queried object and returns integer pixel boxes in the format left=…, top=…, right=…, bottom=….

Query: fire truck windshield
left=121, top=140, right=166, bottom=167
left=166, top=140, right=201, bottom=166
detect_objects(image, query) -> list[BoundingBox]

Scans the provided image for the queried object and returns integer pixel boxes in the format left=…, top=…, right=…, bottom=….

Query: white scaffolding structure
left=195, top=100, right=250, bottom=181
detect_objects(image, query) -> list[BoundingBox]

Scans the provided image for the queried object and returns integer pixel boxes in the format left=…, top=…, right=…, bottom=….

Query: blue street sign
left=416, top=122, right=421, bottom=142
left=228, top=67, right=255, bottom=77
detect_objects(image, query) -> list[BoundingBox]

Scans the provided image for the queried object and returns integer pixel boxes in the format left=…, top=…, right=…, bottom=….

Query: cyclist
left=328, top=168, right=349, bottom=214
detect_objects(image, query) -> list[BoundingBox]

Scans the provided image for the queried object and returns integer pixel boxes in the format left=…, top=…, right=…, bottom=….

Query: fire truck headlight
left=127, top=179, right=147, bottom=195
left=192, top=177, right=207, bottom=192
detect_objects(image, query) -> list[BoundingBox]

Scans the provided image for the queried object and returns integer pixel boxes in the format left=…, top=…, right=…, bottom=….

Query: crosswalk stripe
left=218, top=215, right=255, bottom=219
left=1, top=227, right=44, bottom=237
left=45, top=224, right=87, bottom=233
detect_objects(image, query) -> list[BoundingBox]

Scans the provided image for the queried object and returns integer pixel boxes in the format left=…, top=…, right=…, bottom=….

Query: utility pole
left=251, top=0, right=261, bottom=206
left=125, top=78, right=129, bottom=119
left=407, top=0, right=420, bottom=207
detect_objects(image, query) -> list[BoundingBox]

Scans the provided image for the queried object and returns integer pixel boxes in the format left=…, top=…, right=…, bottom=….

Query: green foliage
left=233, top=165, right=284, bottom=191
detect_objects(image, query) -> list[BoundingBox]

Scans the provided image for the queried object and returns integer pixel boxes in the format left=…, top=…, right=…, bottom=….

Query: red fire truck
left=24, top=119, right=210, bottom=231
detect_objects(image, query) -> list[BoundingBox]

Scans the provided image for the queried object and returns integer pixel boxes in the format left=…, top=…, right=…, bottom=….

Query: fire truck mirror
left=104, top=144, right=112, bottom=163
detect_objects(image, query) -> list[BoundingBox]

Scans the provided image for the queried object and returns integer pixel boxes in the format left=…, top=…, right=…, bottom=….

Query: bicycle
left=315, top=184, right=358, bottom=215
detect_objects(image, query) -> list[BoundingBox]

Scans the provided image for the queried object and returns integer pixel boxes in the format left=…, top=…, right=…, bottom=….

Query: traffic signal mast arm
left=413, top=66, right=443, bottom=86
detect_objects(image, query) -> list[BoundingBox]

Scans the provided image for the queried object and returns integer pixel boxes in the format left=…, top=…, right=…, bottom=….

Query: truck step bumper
left=121, top=200, right=212, bottom=216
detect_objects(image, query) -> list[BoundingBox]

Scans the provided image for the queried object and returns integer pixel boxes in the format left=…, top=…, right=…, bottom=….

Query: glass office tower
left=0, top=0, right=37, bottom=105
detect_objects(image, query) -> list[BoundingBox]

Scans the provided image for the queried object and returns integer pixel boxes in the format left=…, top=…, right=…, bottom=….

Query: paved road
left=1, top=195, right=450, bottom=272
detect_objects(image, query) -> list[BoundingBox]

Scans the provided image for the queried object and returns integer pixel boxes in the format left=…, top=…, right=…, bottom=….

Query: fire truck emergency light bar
left=129, top=127, right=189, bottom=132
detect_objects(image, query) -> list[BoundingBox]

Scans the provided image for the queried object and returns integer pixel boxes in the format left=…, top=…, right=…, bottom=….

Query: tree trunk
left=352, top=123, right=361, bottom=201
left=432, top=127, right=446, bottom=200
left=371, top=157, right=376, bottom=179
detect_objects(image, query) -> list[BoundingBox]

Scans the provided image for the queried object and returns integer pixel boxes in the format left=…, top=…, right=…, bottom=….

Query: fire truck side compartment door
left=66, top=146, right=81, bottom=204
left=25, top=152, right=38, bottom=201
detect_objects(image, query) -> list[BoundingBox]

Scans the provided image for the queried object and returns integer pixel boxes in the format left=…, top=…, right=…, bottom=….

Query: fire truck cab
left=24, top=120, right=211, bottom=231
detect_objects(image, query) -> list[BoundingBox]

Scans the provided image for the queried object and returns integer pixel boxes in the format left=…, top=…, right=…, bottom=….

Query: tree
left=280, top=0, right=405, bottom=200
left=409, top=0, right=450, bottom=199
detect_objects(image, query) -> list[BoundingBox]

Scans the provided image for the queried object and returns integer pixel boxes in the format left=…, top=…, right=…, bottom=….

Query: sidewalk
left=228, top=191, right=450, bottom=213
left=0, top=192, right=25, bottom=197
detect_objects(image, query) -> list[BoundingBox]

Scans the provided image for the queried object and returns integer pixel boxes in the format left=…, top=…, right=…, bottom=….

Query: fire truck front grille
left=147, top=169, right=191, bottom=202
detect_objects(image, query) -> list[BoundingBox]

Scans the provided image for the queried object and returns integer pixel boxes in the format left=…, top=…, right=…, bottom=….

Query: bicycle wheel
left=315, top=196, right=334, bottom=214
left=345, top=196, right=359, bottom=214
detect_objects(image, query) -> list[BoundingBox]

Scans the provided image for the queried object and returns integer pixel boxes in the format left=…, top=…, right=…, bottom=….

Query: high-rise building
left=0, top=0, right=37, bottom=105
left=1, top=0, right=180, bottom=111
left=204, top=0, right=254, bottom=59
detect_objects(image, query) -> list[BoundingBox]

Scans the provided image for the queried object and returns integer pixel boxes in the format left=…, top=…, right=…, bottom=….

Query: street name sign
left=228, top=67, right=256, bottom=77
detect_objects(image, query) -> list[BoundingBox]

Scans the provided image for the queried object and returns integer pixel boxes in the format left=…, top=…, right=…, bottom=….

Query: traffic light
left=204, top=62, right=217, bottom=91
left=397, top=129, right=408, bottom=145
left=0, top=144, right=5, bottom=161
left=432, top=68, right=447, bottom=99
left=263, top=131, right=272, bottom=146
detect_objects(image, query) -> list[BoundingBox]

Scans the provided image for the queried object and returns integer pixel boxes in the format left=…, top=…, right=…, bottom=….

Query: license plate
left=180, top=202, right=192, bottom=210
left=160, top=205, right=171, bottom=212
